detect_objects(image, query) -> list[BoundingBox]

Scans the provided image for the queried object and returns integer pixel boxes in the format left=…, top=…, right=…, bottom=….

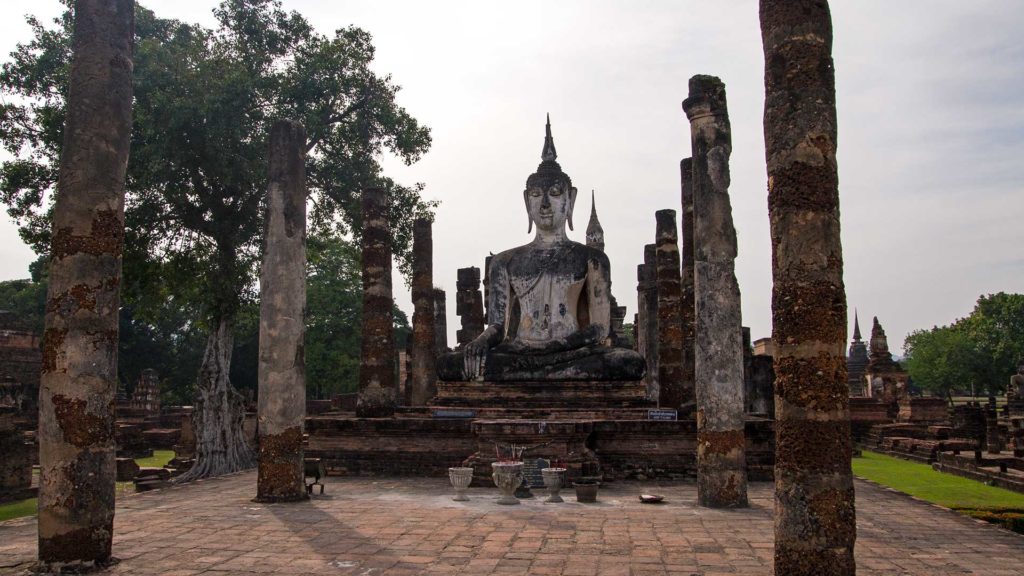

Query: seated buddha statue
left=437, top=117, right=645, bottom=382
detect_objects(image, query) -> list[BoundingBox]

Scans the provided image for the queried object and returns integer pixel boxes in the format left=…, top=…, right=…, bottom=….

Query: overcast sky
left=1, top=1, right=1022, bottom=354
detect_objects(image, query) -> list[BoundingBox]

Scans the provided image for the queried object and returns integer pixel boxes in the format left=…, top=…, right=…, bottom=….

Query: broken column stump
left=36, top=0, right=134, bottom=568
left=256, top=119, right=308, bottom=503
left=410, top=218, right=438, bottom=406
left=655, top=210, right=688, bottom=412
left=455, top=267, right=485, bottom=346
left=683, top=74, right=748, bottom=508
left=356, top=188, right=397, bottom=417
left=761, top=0, right=856, bottom=573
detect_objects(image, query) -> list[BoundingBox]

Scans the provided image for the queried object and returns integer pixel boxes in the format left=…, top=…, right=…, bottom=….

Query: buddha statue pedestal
left=431, top=380, right=651, bottom=410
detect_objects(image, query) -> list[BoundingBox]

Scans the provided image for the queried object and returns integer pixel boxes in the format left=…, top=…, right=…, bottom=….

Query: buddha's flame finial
left=542, top=113, right=557, bottom=162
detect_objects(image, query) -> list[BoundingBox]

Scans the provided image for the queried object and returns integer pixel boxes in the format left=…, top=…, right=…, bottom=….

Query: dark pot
left=573, top=481, right=599, bottom=503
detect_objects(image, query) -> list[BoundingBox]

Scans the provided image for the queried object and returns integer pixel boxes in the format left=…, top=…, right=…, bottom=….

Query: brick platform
left=306, top=415, right=775, bottom=480
left=1, top=473, right=1022, bottom=575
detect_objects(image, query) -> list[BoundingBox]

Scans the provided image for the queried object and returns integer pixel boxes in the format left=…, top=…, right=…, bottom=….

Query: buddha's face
left=525, top=182, right=576, bottom=233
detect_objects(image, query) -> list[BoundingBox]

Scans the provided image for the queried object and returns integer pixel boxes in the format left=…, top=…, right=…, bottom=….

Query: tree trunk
left=760, top=1, right=856, bottom=574
left=37, top=0, right=133, bottom=570
left=176, top=317, right=255, bottom=482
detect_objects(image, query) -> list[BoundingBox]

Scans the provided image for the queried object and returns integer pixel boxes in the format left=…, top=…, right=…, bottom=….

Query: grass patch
left=0, top=450, right=176, bottom=522
left=853, top=450, right=1024, bottom=509
left=854, top=450, right=1024, bottom=533
left=134, top=449, right=175, bottom=469
left=0, top=498, right=36, bottom=522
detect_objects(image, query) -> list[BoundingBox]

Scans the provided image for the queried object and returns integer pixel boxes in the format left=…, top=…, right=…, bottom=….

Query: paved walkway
left=2, top=473, right=1022, bottom=575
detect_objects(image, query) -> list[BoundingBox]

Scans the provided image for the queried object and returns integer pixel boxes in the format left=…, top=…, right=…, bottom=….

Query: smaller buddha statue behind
left=1010, top=359, right=1024, bottom=400
left=437, top=117, right=645, bottom=382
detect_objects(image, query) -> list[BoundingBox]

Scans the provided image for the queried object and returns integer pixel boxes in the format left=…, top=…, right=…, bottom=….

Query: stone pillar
left=256, top=119, right=308, bottom=503
left=356, top=188, right=397, bottom=417
left=409, top=218, right=437, bottom=405
left=36, top=0, right=134, bottom=568
left=130, top=368, right=161, bottom=416
left=641, top=244, right=659, bottom=401
left=743, top=327, right=754, bottom=402
left=761, top=1, right=856, bottom=573
left=433, top=288, right=449, bottom=354
left=683, top=75, right=748, bottom=508
left=986, top=406, right=1002, bottom=454
left=398, top=347, right=410, bottom=401
left=632, top=313, right=639, bottom=350
left=636, top=263, right=648, bottom=386
left=456, top=267, right=485, bottom=347
left=679, top=158, right=697, bottom=405
left=655, top=211, right=688, bottom=411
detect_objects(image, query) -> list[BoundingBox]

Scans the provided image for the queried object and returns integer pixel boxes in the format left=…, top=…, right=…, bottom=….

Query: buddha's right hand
left=464, top=330, right=492, bottom=380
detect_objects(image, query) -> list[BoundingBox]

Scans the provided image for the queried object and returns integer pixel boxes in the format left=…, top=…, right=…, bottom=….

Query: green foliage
left=961, top=509, right=1024, bottom=535
left=904, top=325, right=975, bottom=399
left=305, top=231, right=409, bottom=398
left=1, top=0, right=433, bottom=399
left=305, top=232, right=360, bottom=398
left=0, top=275, right=46, bottom=333
left=619, top=322, right=636, bottom=348
left=904, top=293, right=1024, bottom=397
left=853, top=450, right=1024, bottom=510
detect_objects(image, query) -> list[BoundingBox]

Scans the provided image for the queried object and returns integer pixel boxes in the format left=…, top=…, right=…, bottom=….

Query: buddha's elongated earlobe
left=524, top=190, right=533, bottom=233
left=566, top=186, right=578, bottom=231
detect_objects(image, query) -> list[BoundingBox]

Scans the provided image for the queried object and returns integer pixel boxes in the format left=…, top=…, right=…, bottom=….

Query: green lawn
left=854, top=450, right=1024, bottom=532
left=135, top=449, right=175, bottom=469
left=0, top=450, right=176, bottom=523
left=0, top=498, right=37, bottom=522
left=854, top=450, right=1024, bottom=509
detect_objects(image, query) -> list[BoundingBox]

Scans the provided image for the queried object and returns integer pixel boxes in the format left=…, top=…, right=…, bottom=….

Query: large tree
left=2, top=0, right=434, bottom=479
left=904, top=292, right=1024, bottom=398
left=304, top=230, right=410, bottom=400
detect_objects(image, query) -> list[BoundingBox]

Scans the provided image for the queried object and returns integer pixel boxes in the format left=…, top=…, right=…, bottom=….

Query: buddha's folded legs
left=437, top=345, right=645, bottom=382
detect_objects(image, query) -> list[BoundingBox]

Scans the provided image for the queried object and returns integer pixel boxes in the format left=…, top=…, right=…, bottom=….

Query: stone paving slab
left=2, top=473, right=1023, bottom=575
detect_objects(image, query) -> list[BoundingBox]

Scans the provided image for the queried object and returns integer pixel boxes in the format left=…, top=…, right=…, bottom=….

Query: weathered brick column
left=356, top=188, right=397, bottom=417
left=433, top=288, right=448, bottom=354
left=641, top=244, right=659, bottom=400
left=655, top=211, right=688, bottom=411
left=683, top=75, right=748, bottom=508
left=679, top=158, right=697, bottom=398
left=37, top=0, right=134, bottom=568
left=635, top=263, right=649, bottom=388
left=761, top=0, right=856, bottom=573
left=455, top=267, right=484, bottom=346
left=409, top=218, right=437, bottom=405
left=986, top=406, right=1002, bottom=454
left=256, top=120, right=307, bottom=503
